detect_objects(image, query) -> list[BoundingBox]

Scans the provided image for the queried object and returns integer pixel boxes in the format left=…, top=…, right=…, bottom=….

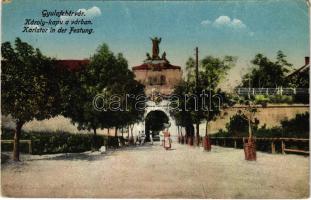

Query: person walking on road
left=140, top=131, right=145, bottom=145
left=149, top=130, right=153, bottom=145
left=159, top=130, right=164, bottom=146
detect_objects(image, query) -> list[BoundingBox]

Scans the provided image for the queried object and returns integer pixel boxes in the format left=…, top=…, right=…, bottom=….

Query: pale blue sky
left=2, top=0, right=309, bottom=88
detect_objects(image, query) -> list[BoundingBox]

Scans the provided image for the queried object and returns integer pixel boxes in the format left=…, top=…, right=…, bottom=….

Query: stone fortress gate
left=131, top=37, right=183, bottom=141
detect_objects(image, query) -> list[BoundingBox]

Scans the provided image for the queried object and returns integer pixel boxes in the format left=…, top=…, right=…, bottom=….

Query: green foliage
left=212, top=129, right=228, bottom=137
left=287, top=66, right=309, bottom=104
left=254, top=126, right=284, bottom=138
left=288, top=66, right=309, bottom=89
left=1, top=128, right=123, bottom=154
left=281, top=112, right=309, bottom=135
left=185, top=57, right=195, bottom=81
left=269, top=95, right=293, bottom=104
left=293, top=93, right=309, bottom=104
left=240, top=51, right=292, bottom=88
left=253, top=94, right=293, bottom=105
left=239, top=51, right=309, bottom=104
left=225, top=111, right=259, bottom=137
left=215, top=112, right=309, bottom=138
left=254, top=95, right=270, bottom=107
left=199, top=55, right=236, bottom=88
left=63, top=43, right=145, bottom=135
left=170, top=55, right=236, bottom=136
left=1, top=38, right=61, bottom=124
left=2, top=38, right=64, bottom=160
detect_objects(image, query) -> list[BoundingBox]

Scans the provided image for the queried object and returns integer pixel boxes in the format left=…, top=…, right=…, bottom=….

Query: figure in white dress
left=140, top=131, right=146, bottom=145
left=149, top=130, right=153, bottom=145
left=159, top=130, right=164, bottom=146
left=163, top=129, right=172, bottom=150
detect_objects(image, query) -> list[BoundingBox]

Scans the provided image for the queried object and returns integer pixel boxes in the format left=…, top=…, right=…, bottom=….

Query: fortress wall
left=205, top=105, right=309, bottom=134
left=2, top=105, right=308, bottom=136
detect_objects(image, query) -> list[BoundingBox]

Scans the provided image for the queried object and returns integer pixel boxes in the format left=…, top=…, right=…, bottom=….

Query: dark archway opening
left=145, top=110, right=169, bottom=142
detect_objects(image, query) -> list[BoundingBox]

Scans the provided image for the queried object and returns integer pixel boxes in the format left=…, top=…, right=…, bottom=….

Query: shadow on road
left=35, top=153, right=107, bottom=161
left=1, top=142, right=175, bottom=164
left=1, top=143, right=160, bottom=163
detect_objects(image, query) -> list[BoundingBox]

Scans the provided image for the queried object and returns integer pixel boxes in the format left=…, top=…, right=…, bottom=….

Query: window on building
left=148, top=75, right=166, bottom=85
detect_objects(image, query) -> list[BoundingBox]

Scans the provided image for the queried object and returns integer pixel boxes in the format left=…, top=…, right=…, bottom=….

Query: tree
left=240, top=51, right=292, bottom=88
left=226, top=111, right=259, bottom=137
left=169, top=80, right=195, bottom=139
left=120, top=79, right=145, bottom=143
left=1, top=38, right=61, bottom=161
left=197, top=56, right=236, bottom=143
left=281, top=112, right=309, bottom=136
left=170, top=55, right=235, bottom=145
left=63, top=43, right=145, bottom=148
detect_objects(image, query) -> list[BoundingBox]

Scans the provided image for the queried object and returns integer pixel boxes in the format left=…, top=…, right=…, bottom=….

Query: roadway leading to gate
left=1, top=143, right=309, bottom=198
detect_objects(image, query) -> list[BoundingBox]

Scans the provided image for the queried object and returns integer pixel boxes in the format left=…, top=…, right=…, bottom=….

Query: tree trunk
left=177, top=126, right=180, bottom=143
left=248, top=115, right=252, bottom=138
left=185, top=124, right=194, bottom=145
left=186, top=124, right=194, bottom=137
left=127, top=125, right=130, bottom=139
left=93, top=128, right=97, bottom=136
left=107, top=128, right=110, bottom=148
left=92, top=128, right=97, bottom=151
left=129, top=124, right=134, bottom=145
left=248, top=106, right=252, bottom=138
left=13, top=121, right=24, bottom=161
left=205, top=120, right=208, bottom=136
left=196, top=122, right=200, bottom=146
left=180, top=127, right=183, bottom=137
left=115, top=127, right=118, bottom=137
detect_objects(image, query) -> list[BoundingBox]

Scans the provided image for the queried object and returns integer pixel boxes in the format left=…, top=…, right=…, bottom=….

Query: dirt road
left=1, top=143, right=309, bottom=198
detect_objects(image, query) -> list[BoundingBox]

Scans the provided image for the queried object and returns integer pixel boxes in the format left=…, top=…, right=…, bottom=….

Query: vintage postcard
left=1, top=0, right=310, bottom=198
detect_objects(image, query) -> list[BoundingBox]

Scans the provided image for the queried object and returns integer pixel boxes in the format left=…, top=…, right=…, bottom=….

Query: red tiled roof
left=132, top=62, right=181, bottom=71
left=55, top=60, right=89, bottom=71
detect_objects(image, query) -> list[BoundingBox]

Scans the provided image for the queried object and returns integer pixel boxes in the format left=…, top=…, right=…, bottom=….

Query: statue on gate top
left=150, top=37, right=161, bottom=59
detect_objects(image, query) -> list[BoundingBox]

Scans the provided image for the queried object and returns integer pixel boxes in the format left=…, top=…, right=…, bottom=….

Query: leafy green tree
left=197, top=56, right=236, bottom=143
left=171, top=55, right=235, bottom=144
left=1, top=38, right=61, bottom=161
left=226, top=111, right=259, bottom=137
left=63, top=43, right=145, bottom=148
left=240, top=51, right=292, bottom=88
left=169, top=80, right=195, bottom=138
left=240, top=51, right=310, bottom=103
left=281, top=112, right=309, bottom=135
left=121, top=80, right=145, bottom=143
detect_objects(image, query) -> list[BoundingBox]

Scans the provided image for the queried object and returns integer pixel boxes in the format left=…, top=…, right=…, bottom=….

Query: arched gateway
left=131, top=38, right=182, bottom=141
